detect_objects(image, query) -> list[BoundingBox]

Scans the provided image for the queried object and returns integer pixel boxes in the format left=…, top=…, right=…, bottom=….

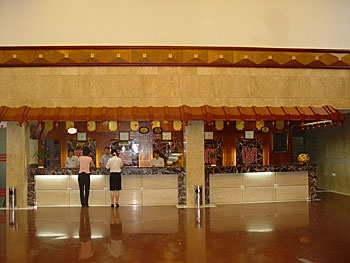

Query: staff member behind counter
left=65, top=149, right=79, bottom=168
left=150, top=150, right=164, bottom=167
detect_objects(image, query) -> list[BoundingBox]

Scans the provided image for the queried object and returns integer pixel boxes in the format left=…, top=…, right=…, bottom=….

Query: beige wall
left=0, top=67, right=349, bottom=110
left=1, top=65, right=350, bottom=205
left=1, top=0, right=349, bottom=49
left=6, top=123, right=30, bottom=207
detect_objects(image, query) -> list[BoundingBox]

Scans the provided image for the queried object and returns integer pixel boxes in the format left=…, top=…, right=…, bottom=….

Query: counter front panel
left=29, top=167, right=185, bottom=207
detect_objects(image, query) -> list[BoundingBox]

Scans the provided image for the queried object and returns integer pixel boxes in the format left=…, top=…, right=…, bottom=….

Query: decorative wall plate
left=153, top=127, right=163, bottom=134
left=261, top=126, right=270, bottom=133
left=139, top=126, right=149, bottom=134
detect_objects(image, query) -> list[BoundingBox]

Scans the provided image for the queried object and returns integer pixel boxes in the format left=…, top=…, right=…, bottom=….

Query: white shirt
left=99, top=154, right=112, bottom=167
left=106, top=156, right=123, bottom=172
left=65, top=156, right=79, bottom=168
left=150, top=157, right=164, bottom=167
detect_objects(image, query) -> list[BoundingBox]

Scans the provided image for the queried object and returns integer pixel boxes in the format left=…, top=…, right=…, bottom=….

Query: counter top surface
left=29, top=166, right=185, bottom=175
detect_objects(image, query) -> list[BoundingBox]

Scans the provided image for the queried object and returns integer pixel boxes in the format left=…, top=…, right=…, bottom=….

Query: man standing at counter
left=100, top=147, right=112, bottom=168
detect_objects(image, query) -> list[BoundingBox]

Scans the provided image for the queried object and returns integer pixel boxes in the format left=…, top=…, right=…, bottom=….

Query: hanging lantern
left=87, top=121, right=96, bottom=131
left=66, top=121, right=74, bottom=129
left=236, top=120, right=244, bottom=130
left=256, top=120, right=265, bottom=130
left=108, top=121, right=118, bottom=131
left=276, top=120, right=284, bottom=130
left=215, top=120, right=224, bottom=130
left=130, top=121, right=139, bottom=131
left=173, top=120, right=182, bottom=131
left=44, top=121, right=53, bottom=132
left=152, top=121, right=161, bottom=129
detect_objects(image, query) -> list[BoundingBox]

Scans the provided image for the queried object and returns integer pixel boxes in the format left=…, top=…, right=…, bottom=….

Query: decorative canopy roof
left=0, top=105, right=344, bottom=124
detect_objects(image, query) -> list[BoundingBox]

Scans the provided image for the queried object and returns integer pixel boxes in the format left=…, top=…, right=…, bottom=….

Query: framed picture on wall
left=119, top=132, right=129, bottom=141
left=162, top=131, right=172, bottom=141
left=204, top=131, right=214, bottom=140
left=77, top=132, right=87, bottom=141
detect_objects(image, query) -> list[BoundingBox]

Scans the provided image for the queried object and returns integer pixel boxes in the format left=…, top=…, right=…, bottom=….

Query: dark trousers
left=78, top=172, right=91, bottom=207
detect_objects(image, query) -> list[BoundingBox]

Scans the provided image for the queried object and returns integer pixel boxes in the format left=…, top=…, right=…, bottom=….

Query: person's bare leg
left=115, top=190, right=120, bottom=206
left=110, top=191, right=114, bottom=207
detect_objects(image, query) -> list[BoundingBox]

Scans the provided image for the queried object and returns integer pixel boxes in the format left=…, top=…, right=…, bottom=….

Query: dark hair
left=82, top=147, right=90, bottom=156
left=104, top=146, right=110, bottom=151
left=68, top=149, right=74, bottom=154
left=153, top=150, right=160, bottom=155
left=111, top=149, right=118, bottom=156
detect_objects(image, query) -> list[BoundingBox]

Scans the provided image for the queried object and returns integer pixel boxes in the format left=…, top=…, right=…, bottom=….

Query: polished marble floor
left=1, top=191, right=350, bottom=263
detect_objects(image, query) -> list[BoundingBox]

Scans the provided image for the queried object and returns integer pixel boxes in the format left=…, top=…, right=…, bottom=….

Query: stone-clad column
left=6, top=122, right=29, bottom=208
left=185, top=120, right=204, bottom=207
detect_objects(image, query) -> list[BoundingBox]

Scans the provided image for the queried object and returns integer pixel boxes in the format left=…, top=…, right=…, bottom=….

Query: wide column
left=6, top=122, right=29, bottom=208
left=185, top=120, right=205, bottom=207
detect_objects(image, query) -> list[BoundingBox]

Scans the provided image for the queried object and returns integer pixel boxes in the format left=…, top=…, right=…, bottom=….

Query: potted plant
left=32, top=148, right=50, bottom=167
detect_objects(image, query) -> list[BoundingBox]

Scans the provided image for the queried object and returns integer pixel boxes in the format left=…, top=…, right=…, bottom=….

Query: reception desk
left=28, top=163, right=316, bottom=207
left=28, top=167, right=185, bottom=207
left=205, top=163, right=317, bottom=204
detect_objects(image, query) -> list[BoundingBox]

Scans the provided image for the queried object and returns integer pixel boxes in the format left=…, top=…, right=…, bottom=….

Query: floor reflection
left=1, top=192, right=350, bottom=262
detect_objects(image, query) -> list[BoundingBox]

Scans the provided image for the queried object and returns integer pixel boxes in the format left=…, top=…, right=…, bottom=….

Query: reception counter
left=205, top=163, right=317, bottom=204
left=27, top=163, right=316, bottom=207
left=28, top=167, right=185, bottom=207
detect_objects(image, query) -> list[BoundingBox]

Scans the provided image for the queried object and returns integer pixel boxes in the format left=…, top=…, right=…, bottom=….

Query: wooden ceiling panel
left=0, top=105, right=344, bottom=123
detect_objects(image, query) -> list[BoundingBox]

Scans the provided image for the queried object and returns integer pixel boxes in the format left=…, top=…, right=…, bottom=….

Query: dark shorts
left=110, top=172, right=121, bottom=191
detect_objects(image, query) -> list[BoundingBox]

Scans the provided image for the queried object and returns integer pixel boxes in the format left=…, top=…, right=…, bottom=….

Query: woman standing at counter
left=78, top=147, right=95, bottom=207
left=106, top=149, right=123, bottom=207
